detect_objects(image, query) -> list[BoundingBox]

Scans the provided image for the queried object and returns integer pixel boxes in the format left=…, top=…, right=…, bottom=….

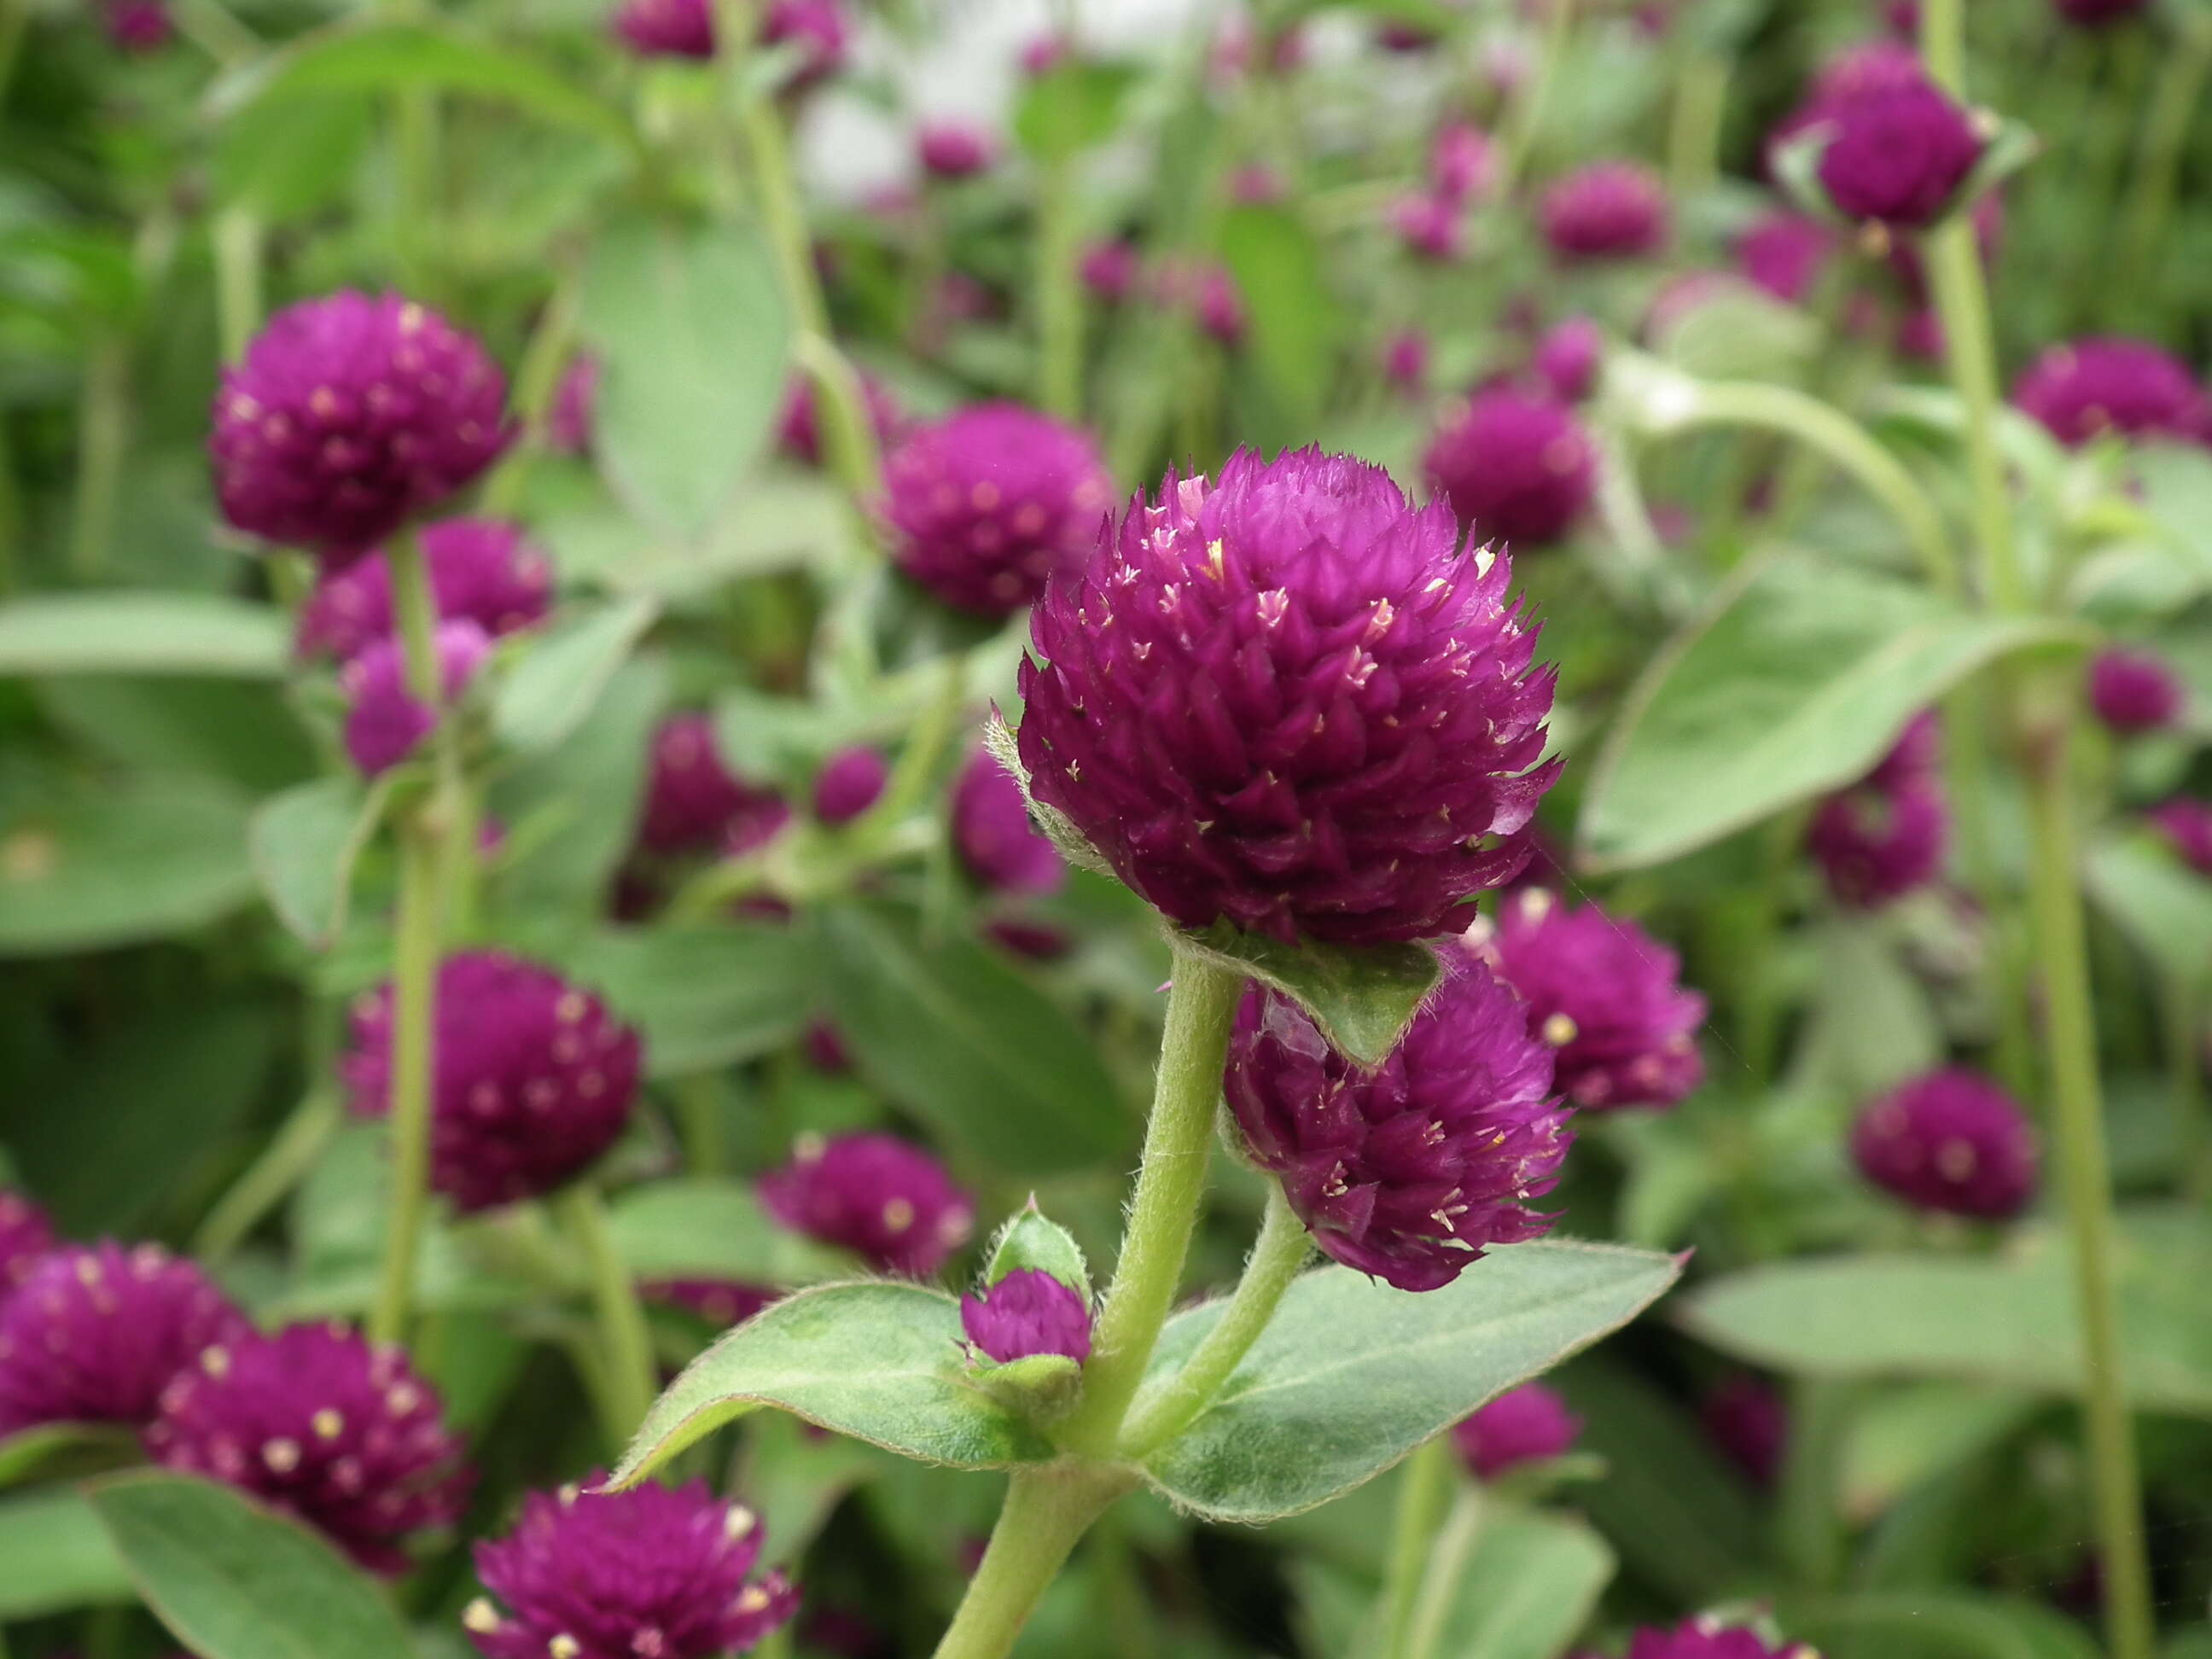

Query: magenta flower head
left=812, top=747, right=888, bottom=825
left=613, top=0, right=713, bottom=56
left=882, top=404, right=1114, bottom=617
left=2090, top=647, right=2184, bottom=734
left=145, top=1323, right=469, bottom=1575
left=1223, top=957, right=1571, bottom=1290
left=777, top=372, right=904, bottom=469
left=1392, top=195, right=1464, bottom=263
left=761, top=0, right=848, bottom=88
left=1626, top=1620, right=1815, bottom=1659
left=1533, top=317, right=1603, bottom=405
left=1807, top=760, right=1947, bottom=908
left=548, top=355, right=599, bottom=455
left=1852, top=1068, right=2037, bottom=1220
left=1383, top=329, right=1430, bottom=393
left=2151, top=799, right=2212, bottom=875
left=0, top=1190, right=54, bottom=1298
left=639, top=713, right=789, bottom=856
left=1156, top=259, right=1248, bottom=346
left=468, top=1477, right=796, bottom=1659
left=2011, top=337, right=2212, bottom=448
left=1430, top=122, right=1498, bottom=206
left=952, top=748, right=1066, bottom=896
left=1021, top=448, right=1558, bottom=944
left=1080, top=241, right=1140, bottom=305
left=1737, top=211, right=1832, bottom=305
left=0, top=1243, right=247, bottom=1435
left=1703, top=1372, right=1789, bottom=1487
left=1540, top=161, right=1668, bottom=262
left=960, top=1269, right=1093, bottom=1365
left=917, top=119, right=995, bottom=180
left=299, top=518, right=552, bottom=663
left=342, top=952, right=644, bottom=1214
left=643, top=1280, right=779, bottom=1329
left=212, top=292, right=511, bottom=564
left=1424, top=387, right=1597, bottom=549
left=1452, top=1381, right=1581, bottom=1480
left=105, top=0, right=172, bottom=50
left=2055, top=0, right=2146, bottom=23
left=760, top=1132, right=975, bottom=1277
left=341, top=619, right=490, bottom=778
left=1470, top=890, right=1707, bottom=1111
left=1813, top=76, right=1982, bottom=230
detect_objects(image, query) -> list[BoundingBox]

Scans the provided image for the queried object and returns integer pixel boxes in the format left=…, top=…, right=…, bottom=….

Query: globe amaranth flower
left=1079, top=242, right=1139, bottom=305
left=812, top=748, right=888, bottom=825
left=0, top=1243, right=247, bottom=1435
left=777, top=372, right=904, bottom=469
left=637, top=713, right=790, bottom=856
left=1736, top=212, right=1833, bottom=306
left=803, top=1017, right=853, bottom=1074
left=548, top=355, right=599, bottom=455
left=760, top=1132, right=975, bottom=1277
left=1020, top=32, right=1070, bottom=75
left=1452, top=1381, right=1581, bottom=1480
left=917, top=120, right=995, bottom=180
left=1813, top=76, right=1983, bottom=230
left=1533, top=317, right=1603, bottom=404
left=1382, top=330, right=1430, bottom=393
left=1703, top=1372, right=1789, bottom=1487
left=1539, top=162, right=1668, bottom=262
left=1429, top=121, right=1497, bottom=206
left=341, top=620, right=491, bottom=778
left=2090, top=647, right=2184, bottom=734
left=1223, top=957, right=1572, bottom=1290
left=1851, top=1067, right=2037, bottom=1220
left=960, top=1269, right=1092, bottom=1365
left=1470, top=889, right=1707, bottom=1111
left=2151, top=799, right=2212, bottom=876
left=882, top=404, right=1115, bottom=617
left=643, top=1280, right=779, bottom=1329
left=468, top=1477, right=796, bottom=1659
left=1021, top=447, right=1560, bottom=945
left=1763, top=38, right=1926, bottom=175
left=105, top=0, right=172, bottom=50
left=212, top=292, right=511, bottom=562
left=614, top=0, right=712, bottom=55
left=1624, top=1620, right=1816, bottom=1659
left=951, top=748, right=1066, bottom=895
left=0, top=1190, right=53, bottom=1298
left=1807, top=714, right=1947, bottom=907
left=1391, top=195, right=1464, bottom=263
left=145, top=1323, right=469, bottom=1575
left=1230, top=164, right=1286, bottom=206
left=2011, top=337, right=2212, bottom=448
left=1424, top=387, right=1597, bottom=549
left=760, top=0, right=848, bottom=89
left=1154, top=259, right=1247, bottom=346
left=2055, top=0, right=2146, bottom=23
left=342, top=952, right=644, bottom=1214
left=298, top=518, right=553, bottom=663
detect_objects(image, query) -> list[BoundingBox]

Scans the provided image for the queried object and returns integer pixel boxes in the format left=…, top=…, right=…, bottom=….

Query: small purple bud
left=1429, top=122, right=1499, bottom=207
left=917, top=120, right=996, bottom=180
left=638, top=713, right=789, bottom=856
left=0, top=1189, right=55, bottom=1299
left=761, top=0, right=849, bottom=89
left=760, top=1132, right=975, bottom=1278
left=1737, top=211, right=1833, bottom=306
left=612, top=0, right=713, bottom=56
left=1851, top=1067, right=2038, bottom=1220
left=777, top=371, right=905, bottom=469
left=2011, top=336, right=2212, bottom=449
left=2089, top=648, right=2183, bottom=734
left=1424, top=386, right=1598, bottom=548
left=1230, top=164, right=1286, bottom=206
left=1080, top=241, right=1139, bottom=304
left=1703, top=1372, right=1789, bottom=1487
left=803, top=1017, right=853, bottom=1073
left=2054, top=0, right=2147, bottom=23
left=950, top=748, right=1067, bottom=896
left=1382, top=329, right=1430, bottom=393
left=1020, top=33, right=1071, bottom=76
left=1626, top=1621, right=1816, bottom=1659
left=341, top=619, right=490, bottom=777
left=146, top=1323, right=471, bottom=1575
left=1813, top=76, right=1982, bottom=230
left=1540, top=161, right=1668, bottom=263
left=298, top=518, right=552, bottom=663
left=1807, top=774, right=1947, bottom=909
left=105, top=0, right=172, bottom=50
left=812, top=748, right=888, bottom=825
left=960, top=1268, right=1093, bottom=1365
left=468, top=1476, right=796, bottom=1659
left=1533, top=317, right=1603, bottom=404
left=2150, top=799, right=2212, bottom=875
left=1391, top=194, right=1464, bottom=262
left=1452, top=1382, right=1581, bottom=1480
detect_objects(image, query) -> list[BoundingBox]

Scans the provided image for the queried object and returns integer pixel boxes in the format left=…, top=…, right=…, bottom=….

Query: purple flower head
left=643, top=1280, right=780, bottom=1328
left=813, top=748, right=888, bottom=825
left=0, top=1243, right=247, bottom=1435
left=1808, top=768, right=1947, bottom=909
left=760, top=1132, right=975, bottom=1277
left=342, top=952, right=644, bottom=1214
left=882, top=404, right=1115, bottom=617
left=1155, top=259, right=1248, bottom=346
left=762, top=0, right=848, bottom=88
left=1231, top=164, right=1287, bottom=206
left=613, top=0, right=713, bottom=56
left=1540, top=162, right=1668, bottom=262
left=212, top=292, right=512, bottom=563
left=1080, top=242, right=1140, bottom=304
left=2011, top=337, right=2212, bottom=448
left=2090, top=648, right=2183, bottom=734
left=105, top=0, right=172, bottom=50
left=1626, top=1621, right=1814, bottom=1659
left=2055, top=0, right=2147, bottom=23
left=777, top=371, right=905, bottom=469
left=917, top=120, right=996, bottom=180
left=1470, top=890, right=1707, bottom=1111
left=2151, top=799, right=2212, bottom=875
left=803, top=1017, right=853, bottom=1073
left=145, top=1323, right=469, bottom=1575
left=1812, top=38, right=1929, bottom=108
left=1868, top=709, right=1942, bottom=789
left=1022, top=449, right=1559, bottom=944
left=0, top=1190, right=54, bottom=1298
left=1452, top=1381, right=1581, bottom=1480
left=1383, top=329, right=1430, bottom=393
left=952, top=748, right=1066, bottom=895
left=1392, top=194, right=1464, bottom=263
left=1429, top=123, right=1499, bottom=207
left=468, top=1477, right=796, bottom=1659
left=548, top=355, right=599, bottom=455
left=1737, top=212, right=1833, bottom=305
left=638, top=713, right=789, bottom=856
left=299, top=518, right=553, bottom=663
left=1814, top=77, right=1983, bottom=230
left=960, top=1269, right=1092, bottom=1364
left=341, top=619, right=490, bottom=778
left=1703, top=1372, right=1789, bottom=1487
left=1021, top=32, right=1072, bottom=75
left=1424, top=387, right=1597, bottom=548
left=1852, top=1067, right=2037, bottom=1219
left=1377, top=19, right=1439, bottom=50
left=1533, top=317, right=1603, bottom=405
left=1223, top=957, right=1571, bottom=1290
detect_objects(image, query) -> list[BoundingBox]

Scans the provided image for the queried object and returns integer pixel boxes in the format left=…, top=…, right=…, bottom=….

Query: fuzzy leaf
left=559, top=923, right=815, bottom=1078
left=982, top=1199, right=1090, bottom=1298
left=605, top=1178, right=853, bottom=1287
left=0, top=1489, right=134, bottom=1618
left=249, top=775, right=392, bottom=950
left=1179, top=921, right=1441, bottom=1068
left=2087, top=832, right=2212, bottom=992
left=492, top=595, right=660, bottom=755
left=0, top=593, right=290, bottom=678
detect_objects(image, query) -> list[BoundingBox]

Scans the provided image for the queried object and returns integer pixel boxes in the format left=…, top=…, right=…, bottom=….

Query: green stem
left=194, top=1091, right=342, bottom=1263
left=1499, top=0, right=1573, bottom=188
left=1776, top=1378, right=1857, bottom=1592
left=2158, top=970, right=2208, bottom=1201
left=1119, top=1189, right=1308, bottom=1457
left=1918, top=0, right=1965, bottom=93
left=674, top=1073, right=727, bottom=1176
left=212, top=209, right=263, bottom=364
left=1377, top=1438, right=1454, bottom=1659
left=931, top=1466, right=1132, bottom=1659
left=1403, top=1485, right=1485, bottom=1659
left=71, top=336, right=129, bottom=579
left=1035, top=156, right=1085, bottom=422
left=2116, top=20, right=2212, bottom=294
left=1925, top=224, right=2018, bottom=610
left=1058, top=946, right=1246, bottom=1456
left=554, top=1182, right=659, bottom=1445
left=480, top=271, right=583, bottom=517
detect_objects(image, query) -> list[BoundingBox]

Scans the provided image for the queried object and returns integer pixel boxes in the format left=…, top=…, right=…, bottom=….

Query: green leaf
left=0, top=1488, right=134, bottom=1618
left=609, top=1282, right=1057, bottom=1486
left=1219, top=205, right=1342, bottom=428
left=250, top=776, right=392, bottom=950
left=1784, top=1591, right=2101, bottom=1659
left=2087, top=832, right=2212, bottom=992
left=1577, top=551, right=2083, bottom=872
left=2133, top=444, right=2212, bottom=585
left=0, top=1422, right=139, bottom=1490
left=1840, top=1382, right=2040, bottom=1523
left=1423, top=1509, right=1615, bottom=1659
left=1652, top=282, right=1819, bottom=383
left=0, top=773, right=255, bottom=956
left=818, top=902, right=1127, bottom=1174
left=0, top=592, right=289, bottom=677
left=1012, top=60, right=1141, bottom=160
left=89, top=1470, right=419, bottom=1659
left=559, top=925, right=815, bottom=1077
left=492, top=595, right=659, bottom=755
left=1794, top=918, right=1943, bottom=1101
left=1138, top=1241, right=1681, bottom=1522
left=982, top=1199, right=1090, bottom=1297
left=35, top=678, right=317, bottom=795
left=605, top=1178, right=853, bottom=1287
left=581, top=217, right=791, bottom=538
left=1179, top=920, right=1441, bottom=1068
left=212, top=93, right=375, bottom=220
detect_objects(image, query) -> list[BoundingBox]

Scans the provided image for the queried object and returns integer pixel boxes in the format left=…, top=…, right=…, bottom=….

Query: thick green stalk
left=931, top=1467, right=1132, bottom=1659
left=2158, top=971, right=2208, bottom=1200
left=554, top=1182, right=658, bottom=1443
left=1924, top=227, right=2019, bottom=611
left=1377, top=1438, right=1454, bottom=1659
left=212, top=209, right=263, bottom=364
left=1120, top=1189, right=1308, bottom=1457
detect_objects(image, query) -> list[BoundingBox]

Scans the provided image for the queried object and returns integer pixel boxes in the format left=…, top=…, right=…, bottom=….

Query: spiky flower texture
left=961, top=1269, right=1093, bottom=1365
left=1019, top=448, right=1558, bottom=946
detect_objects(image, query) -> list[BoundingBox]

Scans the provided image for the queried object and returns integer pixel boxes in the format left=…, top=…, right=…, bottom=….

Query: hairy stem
left=554, top=1182, right=658, bottom=1444
left=931, top=1466, right=1132, bottom=1659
